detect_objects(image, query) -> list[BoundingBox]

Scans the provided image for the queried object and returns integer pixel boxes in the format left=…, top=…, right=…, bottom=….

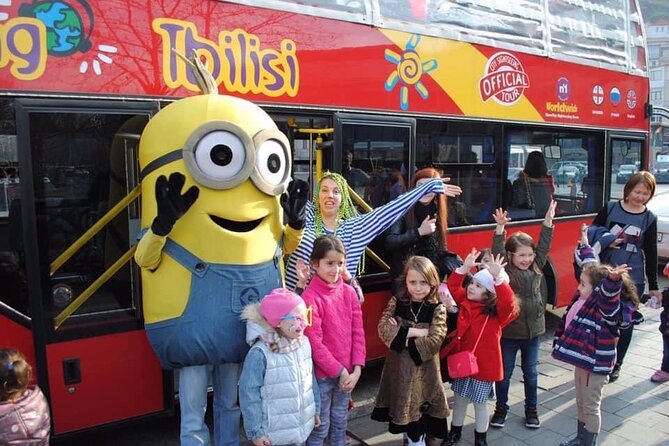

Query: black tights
left=616, top=324, right=633, bottom=366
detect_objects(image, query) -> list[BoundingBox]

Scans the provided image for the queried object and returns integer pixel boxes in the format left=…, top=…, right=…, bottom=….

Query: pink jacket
left=0, top=385, right=51, bottom=445
left=302, top=274, right=366, bottom=379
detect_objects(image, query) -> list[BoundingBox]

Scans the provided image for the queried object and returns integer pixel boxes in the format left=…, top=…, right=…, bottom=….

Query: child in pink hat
left=239, top=288, right=321, bottom=446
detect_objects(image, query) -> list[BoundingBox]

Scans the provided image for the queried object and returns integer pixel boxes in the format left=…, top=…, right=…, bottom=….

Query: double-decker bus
left=0, top=0, right=649, bottom=437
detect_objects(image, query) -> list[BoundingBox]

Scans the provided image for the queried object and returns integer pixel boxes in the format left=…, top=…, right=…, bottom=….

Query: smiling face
left=406, top=268, right=431, bottom=302
left=509, top=245, right=536, bottom=270
left=626, top=183, right=652, bottom=208
left=313, top=249, right=346, bottom=285
left=318, top=178, right=343, bottom=219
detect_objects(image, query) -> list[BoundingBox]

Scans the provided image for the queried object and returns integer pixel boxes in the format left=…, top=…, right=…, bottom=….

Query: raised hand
left=295, top=259, right=311, bottom=289
left=281, top=179, right=309, bottom=230
left=493, top=208, right=511, bottom=226
left=418, top=215, right=437, bottom=236
left=580, top=223, right=589, bottom=246
left=544, top=200, right=557, bottom=226
left=483, top=253, right=507, bottom=280
left=461, top=248, right=480, bottom=272
left=608, top=264, right=631, bottom=281
left=151, top=172, right=199, bottom=236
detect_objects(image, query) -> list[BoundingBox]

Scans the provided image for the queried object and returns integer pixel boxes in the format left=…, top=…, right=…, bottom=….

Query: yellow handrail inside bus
left=54, top=246, right=137, bottom=329
left=49, top=185, right=141, bottom=277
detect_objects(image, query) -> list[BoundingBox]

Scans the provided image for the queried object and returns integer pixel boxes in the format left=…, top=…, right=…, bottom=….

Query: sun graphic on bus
left=384, top=35, right=437, bottom=111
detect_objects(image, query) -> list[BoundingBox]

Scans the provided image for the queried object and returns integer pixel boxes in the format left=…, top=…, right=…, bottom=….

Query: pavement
left=346, top=281, right=669, bottom=445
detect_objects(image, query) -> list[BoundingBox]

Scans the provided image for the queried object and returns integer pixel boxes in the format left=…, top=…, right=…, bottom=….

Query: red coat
left=446, top=272, right=517, bottom=382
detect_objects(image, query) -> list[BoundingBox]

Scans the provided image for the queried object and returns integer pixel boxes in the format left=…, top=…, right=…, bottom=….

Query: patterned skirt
left=451, top=377, right=493, bottom=404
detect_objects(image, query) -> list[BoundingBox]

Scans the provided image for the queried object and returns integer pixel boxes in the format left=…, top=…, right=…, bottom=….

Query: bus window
left=337, top=117, right=413, bottom=275
left=0, top=101, right=29, bottom=318
left=505, top=128, right=605, bottom=219
left=24, top=109, right=150, bottom=326
left=610, top=138, right=643, bottom=200
left=417, top=119, right=499, bottom=226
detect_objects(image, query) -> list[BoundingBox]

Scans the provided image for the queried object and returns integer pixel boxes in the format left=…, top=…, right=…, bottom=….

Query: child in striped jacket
left=552, top=224, right=639, bottom=446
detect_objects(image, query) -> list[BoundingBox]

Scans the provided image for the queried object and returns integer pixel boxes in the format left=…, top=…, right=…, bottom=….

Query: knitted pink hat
left=259, top=288, right=305, bottom=327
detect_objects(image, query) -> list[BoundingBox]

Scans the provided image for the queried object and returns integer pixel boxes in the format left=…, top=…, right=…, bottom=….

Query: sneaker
left=525, top=407, right=540, bottom=428
left=490, top=408, right=507, bottom=428
left=609, top=363, right=621, bottom=383
left=651, top=369, right=669, bottom=383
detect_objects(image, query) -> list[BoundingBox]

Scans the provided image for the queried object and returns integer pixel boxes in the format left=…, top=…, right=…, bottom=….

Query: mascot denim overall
left=145, top=238, right=282, bottom=446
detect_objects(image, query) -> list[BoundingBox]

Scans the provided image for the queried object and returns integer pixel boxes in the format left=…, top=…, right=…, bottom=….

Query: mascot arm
left=134, top=230, right=167, bottom=270
left=282, top=224, right=304, bottom=255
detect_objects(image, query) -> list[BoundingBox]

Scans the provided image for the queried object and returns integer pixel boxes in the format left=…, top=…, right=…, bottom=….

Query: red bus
left=0, top=0, right=650, bottom=437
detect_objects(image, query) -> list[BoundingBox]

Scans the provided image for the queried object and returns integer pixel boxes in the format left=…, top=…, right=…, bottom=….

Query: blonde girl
left=372, top=256, right=449, bottom=446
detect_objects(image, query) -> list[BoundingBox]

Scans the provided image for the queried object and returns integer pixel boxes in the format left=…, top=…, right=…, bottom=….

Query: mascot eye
left=194, top=131, right=246, bottom=180
left=256, top=139, right=288, bottom=187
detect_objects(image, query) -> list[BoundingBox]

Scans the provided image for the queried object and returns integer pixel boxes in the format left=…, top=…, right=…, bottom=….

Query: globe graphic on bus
left=21, top=1, right=86, bottom=56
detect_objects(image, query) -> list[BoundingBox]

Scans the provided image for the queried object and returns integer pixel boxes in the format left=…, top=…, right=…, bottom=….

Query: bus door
left=608, top=134, right=646, bottom=201
left=3, top=98, right=170, bottom=435
left=333, top=113, right=414, bottom=360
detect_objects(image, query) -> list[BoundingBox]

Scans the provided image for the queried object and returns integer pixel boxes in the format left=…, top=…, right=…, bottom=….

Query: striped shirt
left=552, top=276, right=623, bottom=374
left=285, top=178, right=445, bottom=290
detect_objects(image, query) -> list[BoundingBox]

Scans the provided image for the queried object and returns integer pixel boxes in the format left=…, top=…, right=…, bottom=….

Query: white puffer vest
left=253, top=339, right=316, bottom=444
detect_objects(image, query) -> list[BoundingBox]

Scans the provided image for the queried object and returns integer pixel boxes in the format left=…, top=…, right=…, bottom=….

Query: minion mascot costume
left=134, top=55, right=307, bottom=446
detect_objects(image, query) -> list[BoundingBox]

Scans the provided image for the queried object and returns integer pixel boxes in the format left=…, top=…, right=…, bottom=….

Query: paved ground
left=347, top=286, right=669, bottom=445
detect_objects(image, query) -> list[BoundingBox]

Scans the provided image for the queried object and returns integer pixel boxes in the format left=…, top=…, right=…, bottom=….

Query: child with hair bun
left=0, top=348, right=51, bottom=445
left=239, top=288, right=320, bottom=446
left=553, top=224, right=639, bottom=446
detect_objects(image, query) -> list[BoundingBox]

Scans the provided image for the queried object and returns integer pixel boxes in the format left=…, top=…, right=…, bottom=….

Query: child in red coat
left=444, top=249, right=517, bottom=446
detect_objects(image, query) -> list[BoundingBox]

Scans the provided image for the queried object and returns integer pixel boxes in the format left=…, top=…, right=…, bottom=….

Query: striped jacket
left=285, top=178, right=445, bottom=290
left=552, top=276, right=623, bottom=374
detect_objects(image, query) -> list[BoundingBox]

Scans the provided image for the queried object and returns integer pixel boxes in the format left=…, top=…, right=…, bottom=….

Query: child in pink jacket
left=302, top=235, right=366, bottom=446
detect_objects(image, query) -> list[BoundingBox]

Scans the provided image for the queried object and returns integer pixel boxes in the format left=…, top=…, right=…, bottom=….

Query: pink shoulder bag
left=447, top=316, right=489, bottom=379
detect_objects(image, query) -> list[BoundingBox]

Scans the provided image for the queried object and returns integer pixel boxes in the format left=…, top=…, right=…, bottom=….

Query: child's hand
left=493, top=208, right=511, bottom=226
left=314, top=415, right=321, bottom=427
left=608, top=264, right=631, bottom=281
left=579, top=223, right=589, bottom=246
left=462, top=248, right=480, bottom=271
left=544, top=200, right=557, bottom=226
left=388, top=317, right=398, bottom=326
left=408, top=327, right=429, bottom=338
left=296, top=259, right=310, bottom=288
left=340, top=367, right=361, bottom=393
left=484, top=253, right=507, bottom=280
left=252, top=437, right=271, bottom=446
left=338, top=369, right=350, bottom=389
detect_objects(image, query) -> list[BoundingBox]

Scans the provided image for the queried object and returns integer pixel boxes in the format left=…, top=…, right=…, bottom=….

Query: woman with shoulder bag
left=590, top=171, right=660, bottom=382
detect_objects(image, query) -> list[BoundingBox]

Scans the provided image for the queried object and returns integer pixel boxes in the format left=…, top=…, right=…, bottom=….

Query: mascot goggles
left=140, top=121, right=292, bottom=196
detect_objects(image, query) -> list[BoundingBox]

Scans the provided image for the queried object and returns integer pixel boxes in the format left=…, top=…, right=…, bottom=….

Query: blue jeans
left=662, top=335, right=669, bottom=372
left=307, top=378, right=350, bottom=446
left=495, top=336, right=540, bottom=411
left=179, top=363, right=242, bottom=446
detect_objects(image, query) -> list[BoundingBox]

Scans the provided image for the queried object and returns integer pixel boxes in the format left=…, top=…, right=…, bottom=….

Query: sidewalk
left=347, top=303, right=669, bottom=445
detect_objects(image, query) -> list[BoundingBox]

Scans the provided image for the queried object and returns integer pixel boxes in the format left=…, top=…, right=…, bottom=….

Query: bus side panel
left=1, top=316, right=35, bottom=369
left=363, top=290, right=392, bottom=361
left=46, top=329, right=164, bottom=434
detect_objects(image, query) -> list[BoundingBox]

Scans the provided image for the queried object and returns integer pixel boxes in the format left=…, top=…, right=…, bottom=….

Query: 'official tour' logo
left=479, top=52, right=529, bottom=106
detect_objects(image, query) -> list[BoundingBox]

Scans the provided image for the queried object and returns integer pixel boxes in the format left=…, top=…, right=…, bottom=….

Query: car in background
left=616, top=164, right=636, bottom=184
left=654, top=160, right=669, bottom=183
left=552, top=165, right=580, bottom=186
left=647, top=191, right=669, bottom=268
